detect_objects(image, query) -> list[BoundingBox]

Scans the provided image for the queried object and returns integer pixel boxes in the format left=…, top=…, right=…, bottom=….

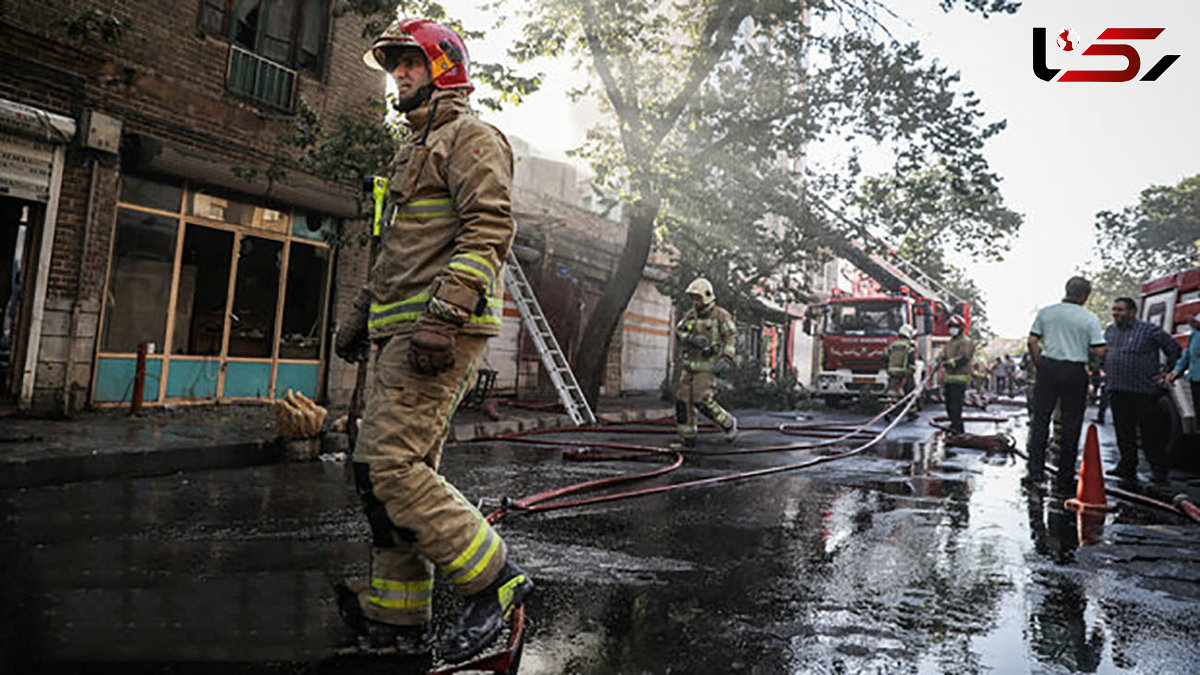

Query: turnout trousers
left=352, top=332, right=507, bottom=626
left=676, top=368, right=734, bottom=440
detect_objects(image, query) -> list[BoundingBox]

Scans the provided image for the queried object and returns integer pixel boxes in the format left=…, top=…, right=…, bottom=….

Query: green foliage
left=721, top=360, right=802, bottom=410
left=336, top=0, right=462, bottom=39
left=59, top=7, right=131, bottom=45
left=1095, top=173, right=1200, bottom=277
left=508, top=0, right=1021, bottom=323
left=279, top=98, right=402, bottom=188
left=1078, top=265, right=1142, bottom=321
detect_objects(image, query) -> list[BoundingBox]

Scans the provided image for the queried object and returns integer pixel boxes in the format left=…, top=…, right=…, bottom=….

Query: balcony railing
left=226, top=44, right=297, bottom=111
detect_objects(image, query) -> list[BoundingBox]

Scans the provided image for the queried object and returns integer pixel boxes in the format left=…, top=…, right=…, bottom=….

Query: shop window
left=120, top=175, right=182, bottom=213
left=201, top=0, right=329, bottom=73
left=172, top=225, right=234, bottom=356
left=227, top=235, right=283, bottom=358
left=278, top=242, right=328, bottom=359
left=101, top=210, right=178, bottom=353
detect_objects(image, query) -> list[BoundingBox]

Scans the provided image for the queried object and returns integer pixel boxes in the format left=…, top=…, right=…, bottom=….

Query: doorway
left=0, top=197, right=38, bottom=404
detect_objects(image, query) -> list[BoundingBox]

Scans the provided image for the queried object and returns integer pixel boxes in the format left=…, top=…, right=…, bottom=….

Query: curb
left=0, top=440, right=279, bottom=490
left=0, top=407, right=676, bottom=489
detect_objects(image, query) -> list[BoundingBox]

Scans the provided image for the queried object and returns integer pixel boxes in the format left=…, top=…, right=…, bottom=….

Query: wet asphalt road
left=3, top=406, right=1200, bottom=674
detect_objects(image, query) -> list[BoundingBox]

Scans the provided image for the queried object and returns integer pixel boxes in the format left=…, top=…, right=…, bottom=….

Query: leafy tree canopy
left=1095, top=173, right=1200, bottom=277
left=500, top=0, right=1022, bottom=397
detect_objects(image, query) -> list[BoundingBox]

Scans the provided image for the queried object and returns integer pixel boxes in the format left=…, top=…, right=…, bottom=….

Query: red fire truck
left=805, top=239, right=970, bottom=406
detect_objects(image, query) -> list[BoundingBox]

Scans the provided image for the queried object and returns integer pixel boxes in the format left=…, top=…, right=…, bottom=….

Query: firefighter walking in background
left=939, top=315, right=974, bottom=435
left=675, top=278, right=739, bottom=447
left=332, top=18, right=531, bottom=664
left=885, top=324, right=918, bottom=419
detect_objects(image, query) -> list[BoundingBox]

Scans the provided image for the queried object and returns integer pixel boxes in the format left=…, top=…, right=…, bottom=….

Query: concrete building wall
left=621, top=280, right=673, bottom=394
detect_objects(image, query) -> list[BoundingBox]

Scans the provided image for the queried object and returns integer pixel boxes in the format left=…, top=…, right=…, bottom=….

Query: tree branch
left=650, top=0, right=750, bottom=148
left=580, top=0, right=641, bottom=156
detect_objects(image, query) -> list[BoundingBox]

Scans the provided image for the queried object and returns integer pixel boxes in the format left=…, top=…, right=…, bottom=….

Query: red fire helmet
left=363, top=18, right=473, bottom=92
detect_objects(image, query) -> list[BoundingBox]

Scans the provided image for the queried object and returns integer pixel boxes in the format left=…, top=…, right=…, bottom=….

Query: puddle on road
left=2, top=420, right=1200, bottom=673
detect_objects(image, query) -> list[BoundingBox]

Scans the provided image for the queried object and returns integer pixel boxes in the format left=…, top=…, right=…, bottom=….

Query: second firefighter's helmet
left=363, top=18, right=473, bottom=92
left=899, top=324, right=916, bottom=339
left=685, top=278, right=716, bottom=306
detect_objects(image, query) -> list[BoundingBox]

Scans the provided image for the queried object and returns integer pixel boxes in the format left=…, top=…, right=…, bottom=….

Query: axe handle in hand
left=347, top=358, right=368, bottom=453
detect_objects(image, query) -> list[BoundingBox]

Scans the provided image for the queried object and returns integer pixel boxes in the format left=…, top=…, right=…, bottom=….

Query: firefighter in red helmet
left=334, top=17, right=530, bottom=665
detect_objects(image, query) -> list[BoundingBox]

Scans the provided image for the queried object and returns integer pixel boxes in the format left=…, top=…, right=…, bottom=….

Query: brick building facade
left=1, top=1, right=377, bottom=412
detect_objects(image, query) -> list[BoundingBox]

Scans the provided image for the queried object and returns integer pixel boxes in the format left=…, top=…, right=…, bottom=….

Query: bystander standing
left=1025, top=276, right=1107, bottom=492
left=1103, top=297, right=1180, bottom=484
left=994, top=357, right=1011, bottom=395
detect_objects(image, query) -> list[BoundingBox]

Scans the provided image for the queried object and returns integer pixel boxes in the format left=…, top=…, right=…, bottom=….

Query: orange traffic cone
left=1064, top=424, right=1115, bottom=512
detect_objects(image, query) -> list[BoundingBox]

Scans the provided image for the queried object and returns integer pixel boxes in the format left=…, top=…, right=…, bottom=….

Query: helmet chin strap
left=392, top=84, right=435, bottom=113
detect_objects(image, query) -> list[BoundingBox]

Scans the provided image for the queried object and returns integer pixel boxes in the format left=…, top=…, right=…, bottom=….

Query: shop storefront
left=94, top=175, right=334, bottom=405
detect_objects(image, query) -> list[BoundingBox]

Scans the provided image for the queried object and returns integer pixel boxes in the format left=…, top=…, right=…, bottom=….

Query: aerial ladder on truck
left=832, top=235, right=970, bottom=333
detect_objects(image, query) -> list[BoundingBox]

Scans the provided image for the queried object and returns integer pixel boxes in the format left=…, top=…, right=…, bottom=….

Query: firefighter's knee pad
left=352, top=462, right=414, bottom=547
left=675, top=400, right=689, bottom=424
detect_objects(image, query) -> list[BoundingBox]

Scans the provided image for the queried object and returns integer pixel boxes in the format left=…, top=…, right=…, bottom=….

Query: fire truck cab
left=805, top=295, right=935, bottom=405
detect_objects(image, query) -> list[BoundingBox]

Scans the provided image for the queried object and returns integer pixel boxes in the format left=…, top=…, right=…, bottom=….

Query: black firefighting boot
left=334, top=581, right=434, bottom=655
left=439, top=560, right=533, bottom=664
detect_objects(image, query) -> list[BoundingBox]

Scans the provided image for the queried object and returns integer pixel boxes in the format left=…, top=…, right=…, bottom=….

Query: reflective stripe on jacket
left=886, top=339, right=915, bottom=373
left=368, top=90, right=514, bottom=338
left=941, top=335, right=975, bottom=383
left=677, top=304, right=736, bottom=372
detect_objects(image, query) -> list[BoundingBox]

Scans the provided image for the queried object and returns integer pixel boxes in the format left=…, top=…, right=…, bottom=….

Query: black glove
left=409, top=313, right=458, bottom=375
left=714, top=355, right=734, bottom=376
left=335, top=288, right=371, bottom=363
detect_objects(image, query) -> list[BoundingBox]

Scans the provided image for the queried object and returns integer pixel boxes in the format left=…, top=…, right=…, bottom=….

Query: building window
left=101, top=209, right=178, bottom=353
left=201, top=0, right=329, bottom=74
left=97, top=177, right=334, bottom=404
left=279, top=242, right=329, bottom=360
left=172, top=225, right=233, bottom=356
left=228, top=235, right=283, bottom=358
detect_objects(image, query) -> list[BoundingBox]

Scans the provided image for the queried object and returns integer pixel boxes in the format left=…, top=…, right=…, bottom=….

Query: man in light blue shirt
left=1026, top=276, right=1107, bottom=491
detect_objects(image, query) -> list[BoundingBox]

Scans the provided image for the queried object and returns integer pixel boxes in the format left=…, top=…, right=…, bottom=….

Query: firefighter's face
left=688, top=293, right=703, bottom=309
left=385, top=47, right=431, bottom=97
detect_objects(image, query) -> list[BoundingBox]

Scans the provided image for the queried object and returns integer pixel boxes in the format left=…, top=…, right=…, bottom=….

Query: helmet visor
left=372, top=45, right=423, bottom=72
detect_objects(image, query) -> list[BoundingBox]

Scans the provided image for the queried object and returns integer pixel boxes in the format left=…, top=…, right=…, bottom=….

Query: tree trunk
left=573, top=197, right=660, bottom=404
